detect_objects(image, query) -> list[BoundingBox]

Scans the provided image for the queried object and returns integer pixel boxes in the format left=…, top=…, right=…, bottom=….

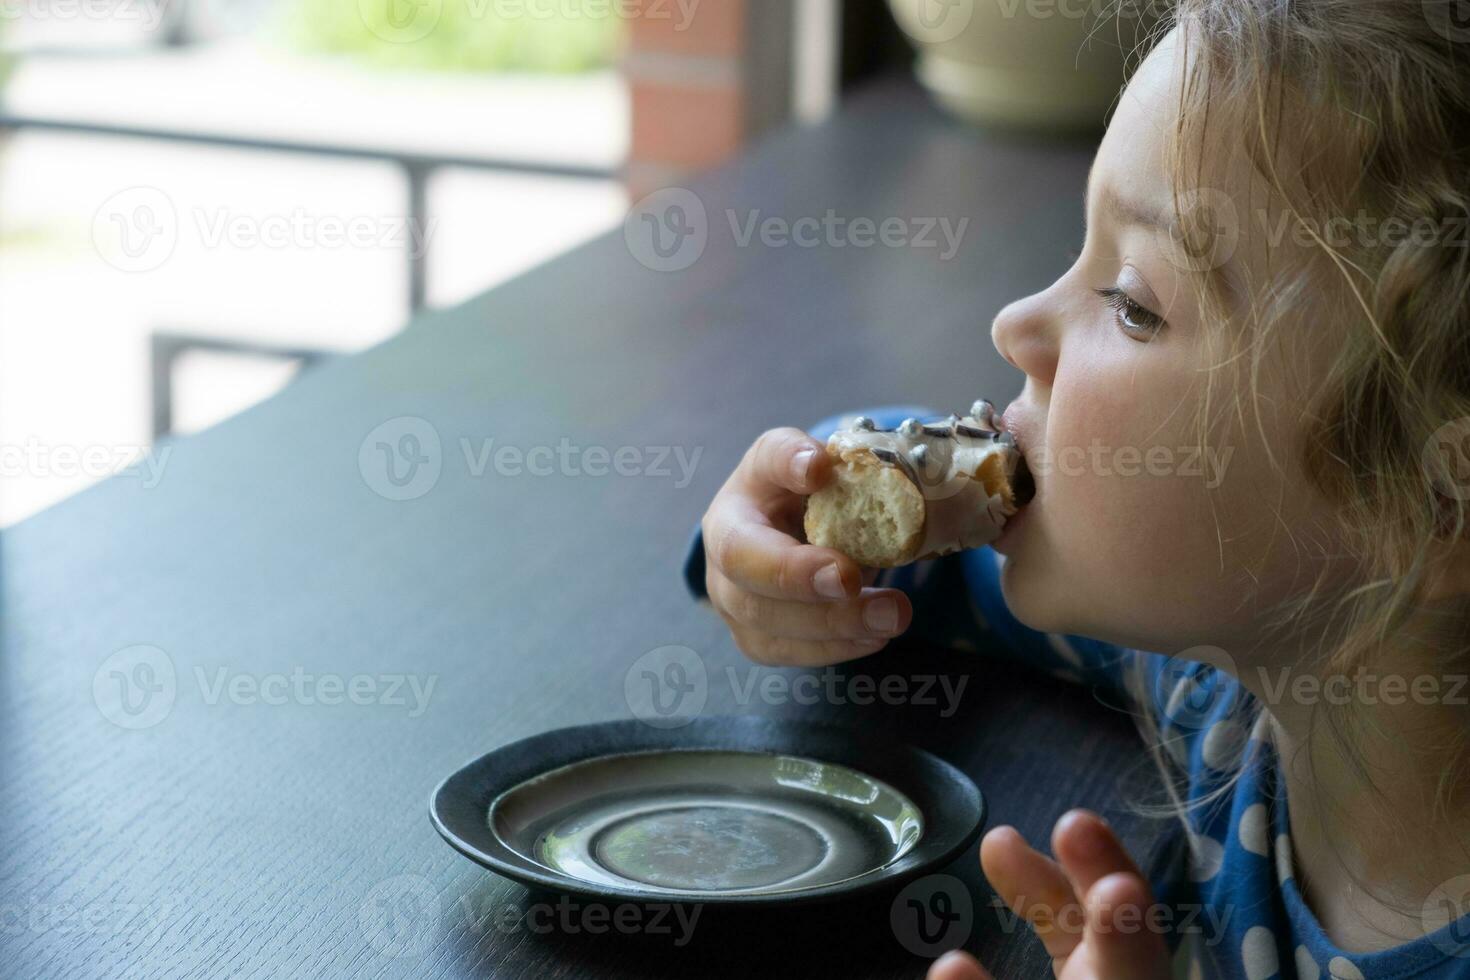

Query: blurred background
left=0, top=0, right=1135, bottom=526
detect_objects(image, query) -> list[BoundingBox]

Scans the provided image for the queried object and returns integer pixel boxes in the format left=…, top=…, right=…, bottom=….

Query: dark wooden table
left=0, top=76, right=1173, bottom=978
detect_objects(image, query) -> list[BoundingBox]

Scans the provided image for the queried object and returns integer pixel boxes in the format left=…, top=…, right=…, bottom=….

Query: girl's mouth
left=1011, top=453, right=1036, bottom=507
left=998, top=407, right=1036, bottom=508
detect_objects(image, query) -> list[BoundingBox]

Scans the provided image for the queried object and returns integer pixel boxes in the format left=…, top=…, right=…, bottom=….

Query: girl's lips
left=998, top=404, right=1036, bottom=507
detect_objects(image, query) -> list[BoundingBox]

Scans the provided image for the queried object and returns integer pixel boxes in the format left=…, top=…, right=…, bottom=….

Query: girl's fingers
left=1051, top=810, right=1148, bottom=901
left=926, top=950, right=993, bottom=980
left=709, top=575, right=911, bottom=640
left=703, top=503, right=862, bottom=602
left=979, top=826, right=1087, bottom=963
left=1080, top=873, right=1172, bottom=980
left=727, top=624, right=890, bottom=667
left=740, top=427, right=833, bottom=499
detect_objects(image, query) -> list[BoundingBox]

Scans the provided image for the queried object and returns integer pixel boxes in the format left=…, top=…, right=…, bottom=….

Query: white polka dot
left=1047, top=633, right=1085, bottom=667
left=1295, top=946, right=1321, bottom=980
left=1188, top=832, right=1225, bottom=881
left=1203, top=719, right=1246, bottom=770
left=1328, top=956, right=1364, bottom=979
left=1239, top=803, right=1270, bottom=856
left=1242, top=926, right=1280, bottom=980
left=1275, top=833, right=1295, bottom=884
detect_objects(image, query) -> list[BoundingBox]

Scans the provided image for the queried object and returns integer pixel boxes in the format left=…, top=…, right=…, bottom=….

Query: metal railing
left=0, top=111, right=622, bottom=435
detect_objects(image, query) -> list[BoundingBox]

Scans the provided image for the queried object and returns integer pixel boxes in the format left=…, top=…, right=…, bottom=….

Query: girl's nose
left=991, top=290, right=1059, bottom=387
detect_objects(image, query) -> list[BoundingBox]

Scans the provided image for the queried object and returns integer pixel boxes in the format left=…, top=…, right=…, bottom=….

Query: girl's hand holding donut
left=700, top=427, right=913, bottom=666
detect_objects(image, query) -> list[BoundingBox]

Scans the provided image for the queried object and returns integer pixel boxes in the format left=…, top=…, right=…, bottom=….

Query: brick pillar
left=623, top=0, right=795, bottom=200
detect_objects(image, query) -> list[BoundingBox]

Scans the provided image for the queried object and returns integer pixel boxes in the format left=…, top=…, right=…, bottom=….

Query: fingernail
left=791, top=449, right=816, bottom=487
left=813, top=563, right=847, bottom=599
left=864, top=597, right=899, bottom=634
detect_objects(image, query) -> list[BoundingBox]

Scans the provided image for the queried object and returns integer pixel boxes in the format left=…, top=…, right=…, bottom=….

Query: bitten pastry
left=803, top=400, right=1030, bottom=568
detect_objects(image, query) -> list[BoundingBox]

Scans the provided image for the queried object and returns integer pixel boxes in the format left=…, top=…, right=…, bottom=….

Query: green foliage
left=286, top=0, right=626, bottom=73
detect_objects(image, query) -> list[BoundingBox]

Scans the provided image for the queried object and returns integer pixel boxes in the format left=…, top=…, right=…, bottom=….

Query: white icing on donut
left=827, top=406, right=1020, bottom=560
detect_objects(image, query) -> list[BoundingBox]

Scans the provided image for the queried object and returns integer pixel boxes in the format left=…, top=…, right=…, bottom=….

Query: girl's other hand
left=925, top=810, right=1170, bottom=980
left=701, top=428, right=913, bottom=666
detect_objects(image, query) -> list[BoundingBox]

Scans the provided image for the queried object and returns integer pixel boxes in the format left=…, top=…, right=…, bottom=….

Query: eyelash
left=1094, top=287, right=1165, bottom=339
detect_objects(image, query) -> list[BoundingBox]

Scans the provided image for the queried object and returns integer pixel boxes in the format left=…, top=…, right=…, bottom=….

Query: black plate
left=429, top=716, right=986, bottom=906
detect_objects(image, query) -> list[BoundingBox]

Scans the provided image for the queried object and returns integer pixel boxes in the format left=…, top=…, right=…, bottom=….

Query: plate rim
left=428, top=715, right=986, bottom=907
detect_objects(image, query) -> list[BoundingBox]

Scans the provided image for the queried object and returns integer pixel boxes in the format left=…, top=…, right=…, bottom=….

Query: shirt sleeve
left=682, top=406, right=1143, bottom=704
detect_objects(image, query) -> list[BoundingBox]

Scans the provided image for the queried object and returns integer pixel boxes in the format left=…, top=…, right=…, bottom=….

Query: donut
left=802, top=400, right=1031, bottom=568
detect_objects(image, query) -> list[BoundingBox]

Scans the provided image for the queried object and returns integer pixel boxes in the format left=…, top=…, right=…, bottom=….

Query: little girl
left=694, top=1, right=1470, bottom=977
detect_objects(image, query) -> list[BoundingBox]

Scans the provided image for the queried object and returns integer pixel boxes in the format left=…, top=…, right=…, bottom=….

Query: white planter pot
left=887, top=0, right=1150, bottom=132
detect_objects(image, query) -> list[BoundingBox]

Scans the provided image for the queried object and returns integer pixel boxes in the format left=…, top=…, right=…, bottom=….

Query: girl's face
left=993, top=30, right=1353, bottom=660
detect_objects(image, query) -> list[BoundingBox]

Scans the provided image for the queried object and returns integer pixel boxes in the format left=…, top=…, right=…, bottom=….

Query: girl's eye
left=1094, top=286, right=1165, bottom=339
